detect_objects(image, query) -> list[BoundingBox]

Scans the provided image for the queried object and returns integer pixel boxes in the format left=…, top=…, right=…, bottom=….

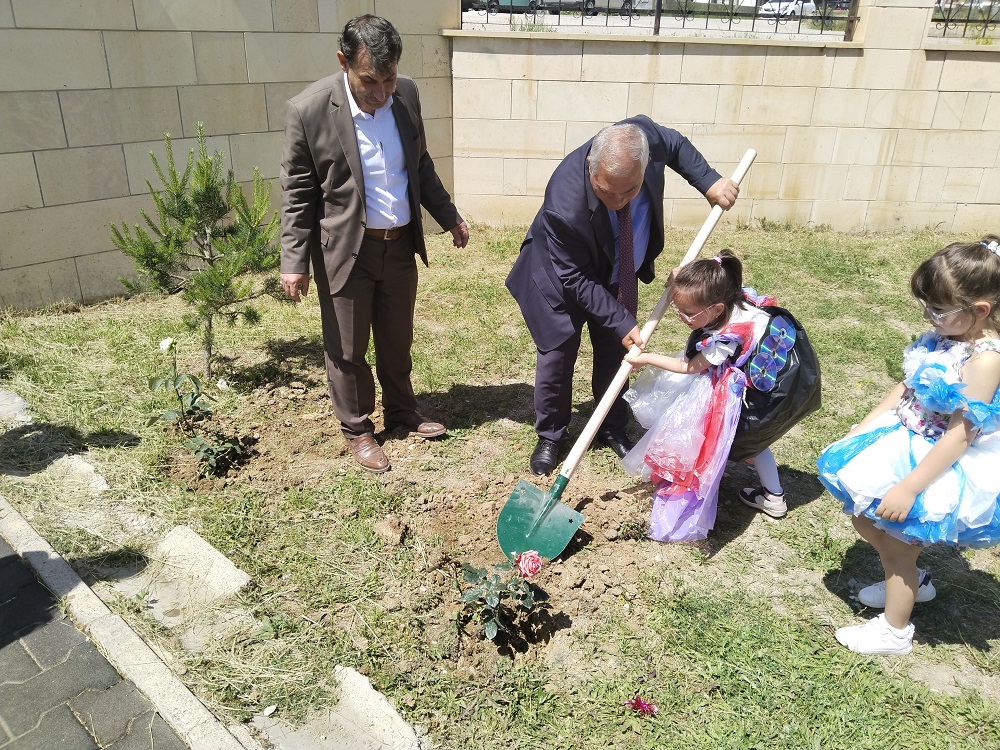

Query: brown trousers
left=318, top=231, right=419, bottom=437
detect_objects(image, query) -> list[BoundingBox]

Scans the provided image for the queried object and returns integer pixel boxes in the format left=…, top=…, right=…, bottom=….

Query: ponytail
left=674, top=249, right=744, bottom=318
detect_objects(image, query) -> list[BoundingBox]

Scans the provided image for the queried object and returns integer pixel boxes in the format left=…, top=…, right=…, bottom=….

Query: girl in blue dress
left=818, top=236, right=1000, bottom=655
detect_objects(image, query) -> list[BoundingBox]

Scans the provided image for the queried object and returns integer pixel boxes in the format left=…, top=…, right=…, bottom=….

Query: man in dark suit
left=280, top=15, right=469, bottom=474
left=506, top=117, right=738, bottom=475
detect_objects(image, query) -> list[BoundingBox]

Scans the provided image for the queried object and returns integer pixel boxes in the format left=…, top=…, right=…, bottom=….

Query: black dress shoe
left=530, top=437, right=560, bottom=476
left=597, top=429, right=634, bottom=459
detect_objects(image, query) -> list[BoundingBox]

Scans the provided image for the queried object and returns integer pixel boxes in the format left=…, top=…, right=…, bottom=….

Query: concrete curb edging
left=0, top=495, right=248, bottom=750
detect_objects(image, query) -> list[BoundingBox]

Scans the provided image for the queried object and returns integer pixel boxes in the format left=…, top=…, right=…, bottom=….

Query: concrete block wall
left=448, top=0, right=1000, bottom=233
left=0, top=0, right=458, bottom=309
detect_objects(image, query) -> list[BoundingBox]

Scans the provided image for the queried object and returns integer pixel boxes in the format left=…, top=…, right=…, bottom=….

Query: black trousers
left=533, top=319, right=629, bottom=443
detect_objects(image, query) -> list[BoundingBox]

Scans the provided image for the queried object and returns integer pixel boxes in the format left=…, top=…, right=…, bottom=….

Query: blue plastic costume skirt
left=817, top=413, right=1000, bottom=548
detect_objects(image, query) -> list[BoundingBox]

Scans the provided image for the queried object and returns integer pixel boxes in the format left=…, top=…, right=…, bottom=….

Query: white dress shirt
left=344, top=72, right=411, bottom=230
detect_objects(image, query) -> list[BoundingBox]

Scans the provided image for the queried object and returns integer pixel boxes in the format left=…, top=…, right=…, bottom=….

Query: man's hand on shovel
left=622, top=326, right=645, bottom=352
left=706, top=176, right=740, bottom=210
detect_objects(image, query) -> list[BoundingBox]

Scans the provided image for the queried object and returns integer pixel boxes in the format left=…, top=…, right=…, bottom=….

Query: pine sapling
left=110, top=123, right=282, bottom=376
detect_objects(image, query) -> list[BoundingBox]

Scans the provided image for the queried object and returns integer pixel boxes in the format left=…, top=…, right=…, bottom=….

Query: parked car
left=812, top=0, right=850, bottom=17
left=758, top=0, right=816, bottom=16
left=548, top=0, right=652, bottom=15
left=981, top=0, right=1000, bottom=19
left=462, top=0, right=546, bottom=12
left=935, top=0, right=1000, bottom=17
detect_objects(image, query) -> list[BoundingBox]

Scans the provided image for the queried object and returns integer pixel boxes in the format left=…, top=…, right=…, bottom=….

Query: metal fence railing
left=929, top=0, right=1000, bottom=39
left=461, top=0, right=860, bottom=40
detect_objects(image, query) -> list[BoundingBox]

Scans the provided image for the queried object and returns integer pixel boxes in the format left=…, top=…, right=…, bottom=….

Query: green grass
left=596, top=584, right=996, bottom=750
left=2, top=224, right=1000, bottom=746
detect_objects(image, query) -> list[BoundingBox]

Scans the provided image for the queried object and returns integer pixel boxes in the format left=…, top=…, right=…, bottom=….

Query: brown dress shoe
left=346, top=434, right=389, bottom=473
left=386, top=414, right=446, bottom=438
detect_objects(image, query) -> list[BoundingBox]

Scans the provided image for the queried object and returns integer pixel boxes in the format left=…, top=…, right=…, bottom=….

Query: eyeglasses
left=675, top=304, right=715, bottom=324
left=918, top=301, right=965, bottom=325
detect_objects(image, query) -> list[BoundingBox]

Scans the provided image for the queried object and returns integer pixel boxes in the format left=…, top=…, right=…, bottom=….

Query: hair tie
left=712, top=256, right=723, bottom=265
left=982, top=240, right=1000, bottom=256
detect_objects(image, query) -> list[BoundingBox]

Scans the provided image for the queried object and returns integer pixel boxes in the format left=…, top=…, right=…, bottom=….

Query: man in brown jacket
left=280, top=14, right=469, bottom=473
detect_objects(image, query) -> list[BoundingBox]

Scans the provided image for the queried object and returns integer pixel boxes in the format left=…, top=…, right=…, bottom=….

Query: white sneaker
left=836, top=614, right=914, bottom=655
left=739, top=486, right=787, bottom=518
left=857, top=570, right=936, bottom=609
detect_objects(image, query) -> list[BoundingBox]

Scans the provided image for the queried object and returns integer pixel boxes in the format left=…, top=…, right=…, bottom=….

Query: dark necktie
left=616, top=203, right=637, bottom=317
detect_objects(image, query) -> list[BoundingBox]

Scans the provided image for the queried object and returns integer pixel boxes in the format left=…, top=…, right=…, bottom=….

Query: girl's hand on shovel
left=624, top=350, right=651, bottom=373
left=622, top=326, right=644, bottom=352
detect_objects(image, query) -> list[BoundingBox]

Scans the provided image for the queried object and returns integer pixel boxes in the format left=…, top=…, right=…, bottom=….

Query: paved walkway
left=0, top=533, right=189, bottom=750
left=0, top=495, right=254, bottom=750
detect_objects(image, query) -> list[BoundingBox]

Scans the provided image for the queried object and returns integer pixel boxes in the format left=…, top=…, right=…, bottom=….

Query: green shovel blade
left=496, top=479, right=584, bottom=561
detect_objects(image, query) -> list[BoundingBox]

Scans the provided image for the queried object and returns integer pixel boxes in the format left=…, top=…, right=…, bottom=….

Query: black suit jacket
left=280, top=74, right=460, bottom=295
left=505, top=115, right=722, bottom=352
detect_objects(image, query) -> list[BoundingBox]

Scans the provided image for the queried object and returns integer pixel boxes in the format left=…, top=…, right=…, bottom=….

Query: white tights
left=749, top=448, right=782, bottom=496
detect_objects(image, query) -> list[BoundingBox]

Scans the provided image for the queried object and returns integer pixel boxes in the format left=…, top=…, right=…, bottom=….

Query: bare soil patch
left=162, top=349, right=835, bottom=672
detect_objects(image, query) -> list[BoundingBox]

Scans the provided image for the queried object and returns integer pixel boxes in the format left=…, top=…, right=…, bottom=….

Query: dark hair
left=339, top=15, right=402, bottom=76
left=911, top=234, right=1000, bottom=331
left=674, top=249, right=744, bottom=322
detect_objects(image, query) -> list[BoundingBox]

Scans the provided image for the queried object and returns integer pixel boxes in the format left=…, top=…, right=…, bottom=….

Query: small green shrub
left=147, top=338, right=247, bottom=477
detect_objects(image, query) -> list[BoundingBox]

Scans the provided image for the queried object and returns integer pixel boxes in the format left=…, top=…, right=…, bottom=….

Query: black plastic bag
left=686, top=305, right=822, bottom=462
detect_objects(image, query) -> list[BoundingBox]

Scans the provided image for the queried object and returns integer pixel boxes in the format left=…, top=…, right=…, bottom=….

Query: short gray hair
left=588, top=123, right=650, bottom=177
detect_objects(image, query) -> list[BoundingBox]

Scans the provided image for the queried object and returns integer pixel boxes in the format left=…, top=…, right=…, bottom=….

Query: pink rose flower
left=514, top=550, right=542, bottom=579
left=624, top=694, right=658, bottom=716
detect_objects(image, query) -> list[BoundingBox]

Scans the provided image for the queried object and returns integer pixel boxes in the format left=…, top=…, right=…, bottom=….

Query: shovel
left=497, top=149, right=758, bottom=561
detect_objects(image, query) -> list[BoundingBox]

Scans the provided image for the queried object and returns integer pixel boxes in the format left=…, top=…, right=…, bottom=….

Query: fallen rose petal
left=624, top=694, right=658, bottom=716
left=262, top=704, right=277, bottom=717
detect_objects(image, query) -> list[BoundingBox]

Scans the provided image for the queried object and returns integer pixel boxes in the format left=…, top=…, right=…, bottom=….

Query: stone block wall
left=448, top=0, right=1000, bottom=234
left=0, top=0, right=458, bottom=309
left=5, top=0, right=1000, bottom=309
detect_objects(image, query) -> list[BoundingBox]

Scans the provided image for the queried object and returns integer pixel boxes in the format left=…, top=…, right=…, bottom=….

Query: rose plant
left=148, top=338, right=214, bottom=426
left=147, top=338, right=248, bottom=476
left=459, top=550, right=548, bottom=641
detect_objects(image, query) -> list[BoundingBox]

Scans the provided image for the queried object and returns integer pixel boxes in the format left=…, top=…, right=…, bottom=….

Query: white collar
left=343, top=71, right=393, bottom=120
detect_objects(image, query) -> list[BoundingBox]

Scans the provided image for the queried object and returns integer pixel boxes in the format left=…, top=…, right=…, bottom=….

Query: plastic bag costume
left=818, top=332, right=1000, bottom=547
left=624, top=292, right=822, bottom=542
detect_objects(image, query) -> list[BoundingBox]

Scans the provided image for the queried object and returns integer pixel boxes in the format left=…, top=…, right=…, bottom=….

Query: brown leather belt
left=363, top=225, right=409, bottom=241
